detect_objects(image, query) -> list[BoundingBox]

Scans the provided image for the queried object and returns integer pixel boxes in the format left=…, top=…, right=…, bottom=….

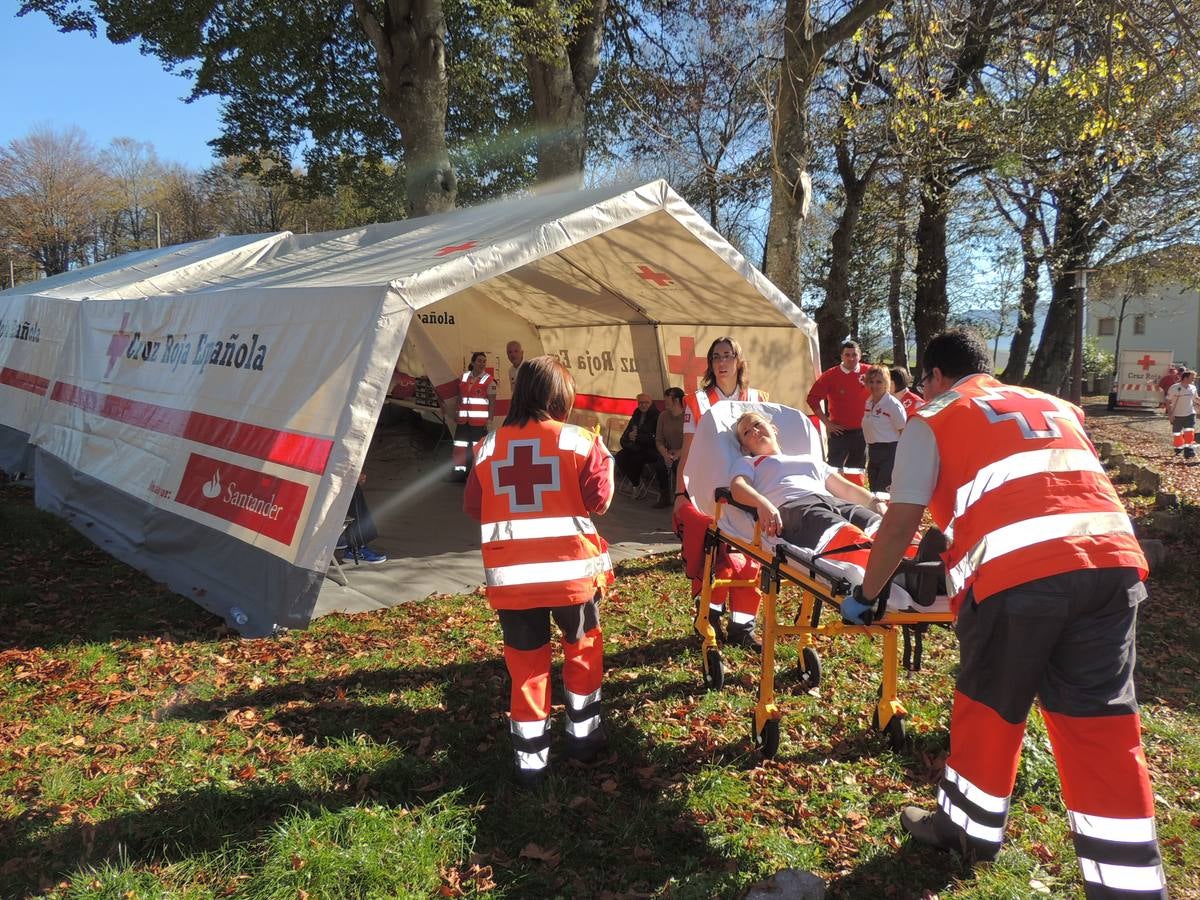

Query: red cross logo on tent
left=435, top=240, right=478, bottom=257
left=636, top=264, right=673, bottom=286
left=668, top=336, right=709, bottom=393
left=495, top=439, right=560, bottom=512
left=105, top=312, right=134, bottom=378
left=1136, top=354, right=1156, bottom=370
left=973, top=386, right=1076, bottom=440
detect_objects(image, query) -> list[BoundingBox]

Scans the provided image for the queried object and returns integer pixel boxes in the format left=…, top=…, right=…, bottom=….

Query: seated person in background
left=338, top=472, right=388, bottom=563
left=652, top=387, right=686, bottom=508
left=614, top=393, right=660, bottom=491
left=729, top=412, right=886, bottom=562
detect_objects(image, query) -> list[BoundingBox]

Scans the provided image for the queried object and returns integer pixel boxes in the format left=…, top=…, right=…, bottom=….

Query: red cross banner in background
left=636, top=264, right=673, bottom=286
left=667, top=336, right=709, bottom=393
left=435, top=240, right=479, bottom=257
left=974, top=387, right=1076, bottom=440
left=495, top=439, right=560, bottom=512
left=1136, top=354, right=1156, bottom=370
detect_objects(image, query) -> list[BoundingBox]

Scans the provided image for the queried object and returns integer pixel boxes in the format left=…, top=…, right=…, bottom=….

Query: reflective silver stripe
left=453, top=440, right=470, bottom=448
left=567, top=715, right=602, bottom=738
left=566, top=687, right=602, bottom=710
left=558, top=424, right=594, bottom=458
left=952, top=448, right=1103, bottom=520
left=483, top=516, right=598, bottom=543
left=1068, top=811, right=1157, bottom=843
left=696, top=392, right=712, bottom=416
left=946, top=511, right=1134, bottom=596
left=511, top=718, right=550, bottom=738
left=475, top=433, right=497, bottom=462
left=486, top=553, right=612, bottom=587
left=938, top=791, right=1005, bottom=843
left=730, top=610, right=756, bottom=625
left=516, top=747, right=549, bottom=770
left=813, top=522, right=843, bottom=553
left=944, top=765, right=1009, bottom=814
left=839, top=467, right=865, bottom=475
left=1079, top=858, right=1166, bottom=892
left=709, top=602, right=724, bottom=613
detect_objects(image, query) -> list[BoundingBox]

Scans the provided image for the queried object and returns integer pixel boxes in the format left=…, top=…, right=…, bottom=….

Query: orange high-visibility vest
left=457, top=372, right=492, bottom=426
left=920, top=374, right=1146, bottom=611
left=683, top=386, right=767, bottom=431
left=475, top=420, right=612, bottom=610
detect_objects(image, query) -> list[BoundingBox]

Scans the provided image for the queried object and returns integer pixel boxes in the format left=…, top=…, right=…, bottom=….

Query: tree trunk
left=764, top=0, right=890, bottom=304
left=912, top=172, right=950, bottom=374
left=887, top=176, right=910, bottom=369
left=354, top=0, right=457, bottom=217
left=523, top=0, right=607, bottom=187
left=816, top=141, right=875, bottom=367
left=1026, top=184, right=1090, bottom=391
left=1002, top=215, right=1040, bottom=381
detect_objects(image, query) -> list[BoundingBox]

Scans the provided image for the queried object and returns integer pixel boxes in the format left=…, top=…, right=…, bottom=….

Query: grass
left=1, top=480, right=1198, bottom=898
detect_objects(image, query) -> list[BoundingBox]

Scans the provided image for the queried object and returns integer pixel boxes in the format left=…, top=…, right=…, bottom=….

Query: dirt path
left=1083, top=399, right=1200, bottom=504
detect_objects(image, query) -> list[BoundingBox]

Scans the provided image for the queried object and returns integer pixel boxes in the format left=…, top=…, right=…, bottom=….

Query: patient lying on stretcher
left=727, top=411, right=944, bottom=617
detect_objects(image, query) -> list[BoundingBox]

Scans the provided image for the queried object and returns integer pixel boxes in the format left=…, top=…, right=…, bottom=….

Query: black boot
left=726, top=621, right=762, bottom=653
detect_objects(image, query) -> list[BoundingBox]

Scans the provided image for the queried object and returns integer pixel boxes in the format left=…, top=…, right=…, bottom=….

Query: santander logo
left=202, top=471, right=222, bottom=499
left=175, top=453, right=309, bottom=545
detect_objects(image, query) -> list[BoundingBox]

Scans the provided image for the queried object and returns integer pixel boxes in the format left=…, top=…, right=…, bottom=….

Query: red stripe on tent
left=574, top=393, right=639, bottom=415
left=0, top=367, right=50, bottom=396
left=175, top=452, right=308, bottom=545
left=50, top=382, right=333, bottom=475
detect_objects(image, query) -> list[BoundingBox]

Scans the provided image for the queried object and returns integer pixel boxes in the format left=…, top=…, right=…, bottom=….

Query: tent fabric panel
left=0, top=423, right=34, bottom=476
left=0, top=293, right=79, bottom=456
left=35, top=451, right=323, bottom=636
left=29, top=284, right=412, bottom=573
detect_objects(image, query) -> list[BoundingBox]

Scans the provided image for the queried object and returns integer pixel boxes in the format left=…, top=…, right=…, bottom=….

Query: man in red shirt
left=806, top=340, right=871, bottom=480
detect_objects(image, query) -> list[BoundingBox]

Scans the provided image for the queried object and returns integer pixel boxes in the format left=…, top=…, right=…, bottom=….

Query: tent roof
left=190, top=180, right=811, bottom=333
left=0, top=232, right=289, bottom=301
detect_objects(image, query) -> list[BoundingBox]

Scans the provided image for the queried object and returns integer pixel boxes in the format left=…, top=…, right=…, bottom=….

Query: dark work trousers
left=496, top=596, right=604, bottom=776
left=338, top=485, right=378, bottom=550
left=933, top=568, right=1165, bottom=897
left=827, top=427, right=866, bottom=469
left=778, top=494, right=879, bottom=548
left=653, top=456, right=677, bottom=493
left=867, top=440, right=898, bottom=492
left=615, top=445, right=658, bottom=486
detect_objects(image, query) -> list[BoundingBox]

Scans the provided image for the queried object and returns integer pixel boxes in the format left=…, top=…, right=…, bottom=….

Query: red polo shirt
left=807, top=364, right=869, bottom=429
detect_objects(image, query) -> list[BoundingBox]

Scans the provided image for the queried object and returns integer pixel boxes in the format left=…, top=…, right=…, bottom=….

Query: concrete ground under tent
left=315, top=408, right=680, bottom=617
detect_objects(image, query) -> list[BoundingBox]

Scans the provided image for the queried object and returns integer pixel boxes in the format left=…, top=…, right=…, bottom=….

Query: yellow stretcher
left=682, top=402, right=955, bottom=760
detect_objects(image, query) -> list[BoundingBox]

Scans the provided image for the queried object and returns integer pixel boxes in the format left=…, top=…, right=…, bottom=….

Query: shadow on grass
left=1, top=638, right=753, bottom=898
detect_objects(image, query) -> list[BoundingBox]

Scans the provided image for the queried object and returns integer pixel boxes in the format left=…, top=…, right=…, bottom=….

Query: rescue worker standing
left=807, top=339, right=870, bottom=484
left=451, top=351, right=496, bottom=479
left=856, top=330, right=1165, bottom=897
left=674, top=336, right=768, bottom=650
left=464, top=355, right=614, bottom=788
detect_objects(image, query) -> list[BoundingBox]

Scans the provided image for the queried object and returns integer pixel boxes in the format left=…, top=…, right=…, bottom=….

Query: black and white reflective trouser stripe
left=1068, top=811, right=1166, bottom=897
left=938, top=764, right=1009, bottom=852
left=510, top=718, right=551, bottom=774
left=565, top=687, right=602, bottom=741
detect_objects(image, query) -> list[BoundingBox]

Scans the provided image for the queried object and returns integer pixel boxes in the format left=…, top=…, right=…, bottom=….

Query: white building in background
left=1089, top=245, right=1200, bottom=369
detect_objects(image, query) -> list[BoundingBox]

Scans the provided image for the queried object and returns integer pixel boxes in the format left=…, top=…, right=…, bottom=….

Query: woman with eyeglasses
left=673, top=337, right=768, bottom=650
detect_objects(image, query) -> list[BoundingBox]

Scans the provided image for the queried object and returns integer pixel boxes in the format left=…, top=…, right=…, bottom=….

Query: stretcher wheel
left=751, top=714, right=780, bottom=760
left=871, top=706, right=908, bottom=752
left=796, top=647, right=821, bottom=690
left=702, top=648, right=724, bottom=691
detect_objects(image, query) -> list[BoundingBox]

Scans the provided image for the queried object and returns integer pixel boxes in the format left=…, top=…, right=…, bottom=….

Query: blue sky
left=1, top=9, right=224, bottom=170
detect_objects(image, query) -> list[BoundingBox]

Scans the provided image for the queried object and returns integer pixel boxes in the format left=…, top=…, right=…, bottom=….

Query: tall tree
left=764, top=0, right=892, bottom=304
left=0, top=126, right=106, bottom=275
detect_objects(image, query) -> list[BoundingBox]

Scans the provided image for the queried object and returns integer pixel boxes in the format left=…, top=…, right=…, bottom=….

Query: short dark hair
left=841, top=340, right=860, bottom=352
left=469, top=351, right=487, bottom=367
left=922, top=330, right=992, bottom=380
left=889, top=366, right=911, bottom=390
left=664, top=387, right=685, bottom=402
left=505, top=355, right=576, bottom=426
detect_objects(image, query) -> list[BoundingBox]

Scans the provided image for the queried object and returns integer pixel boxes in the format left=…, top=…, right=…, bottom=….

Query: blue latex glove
left=841, top=585, right=877, bottom=626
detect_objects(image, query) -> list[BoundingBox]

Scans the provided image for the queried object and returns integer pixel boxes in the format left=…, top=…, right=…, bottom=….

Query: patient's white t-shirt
left=730, top=453, right=830, bottom=508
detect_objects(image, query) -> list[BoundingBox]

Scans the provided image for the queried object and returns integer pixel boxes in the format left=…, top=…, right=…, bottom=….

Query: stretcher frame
left=686, top=403, right=955, bottom=763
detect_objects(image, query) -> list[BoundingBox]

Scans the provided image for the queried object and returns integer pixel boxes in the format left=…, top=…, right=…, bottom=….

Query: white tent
left=11, top=180, right=820, bottom=635
left=0, top=232, right=293, bottom=473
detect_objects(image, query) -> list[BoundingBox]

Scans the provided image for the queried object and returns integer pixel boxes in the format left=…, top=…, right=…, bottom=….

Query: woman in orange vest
left=451, top=351, right=496, bottom=479
left=860, top=331, right=1164, bottom=897
left=464, top=355, right=615, bottom=788
left=673, top=336, right=768, bottom=650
